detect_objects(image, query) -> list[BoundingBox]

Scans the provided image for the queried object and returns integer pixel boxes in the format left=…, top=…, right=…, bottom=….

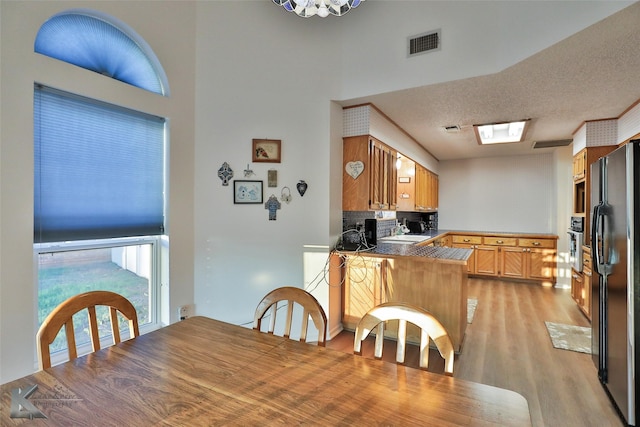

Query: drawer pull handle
left=533, top=242, right=541, bottom=246
left=496, top=240, right=504, bottom=244
left=463, top=239, right=470, bottom=242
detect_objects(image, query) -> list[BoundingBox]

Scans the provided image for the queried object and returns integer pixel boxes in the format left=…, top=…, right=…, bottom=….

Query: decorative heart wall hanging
left=345, top=161, right=364, bottom=179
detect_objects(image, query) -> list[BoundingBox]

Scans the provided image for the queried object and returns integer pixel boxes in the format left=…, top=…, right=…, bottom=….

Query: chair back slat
left=37, top=291, right=140, bottom=370
left=353, top=302, right=455, bottom=375
left=253, top=287, right=327, bottom=346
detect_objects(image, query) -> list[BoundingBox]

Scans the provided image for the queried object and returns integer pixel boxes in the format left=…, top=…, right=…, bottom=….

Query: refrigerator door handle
left=592, top=202, right=613, bottom=277
left=592, top=203, right=604, bottom=275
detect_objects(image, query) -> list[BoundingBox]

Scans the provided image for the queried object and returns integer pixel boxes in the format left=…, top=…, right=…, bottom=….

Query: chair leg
left=396, top=319, right=407, bottom=364
left=374, top=323, right=384, bottom=360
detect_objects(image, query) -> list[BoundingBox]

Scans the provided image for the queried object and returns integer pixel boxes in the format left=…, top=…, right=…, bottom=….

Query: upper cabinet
left=343, top=136, right=397, bottom=211
left=343, top=136, right=437, bottom=212
left=414, top=164, right=438, bottom=212
left=572, top=149, right=586, bottom=181
left=572, top=146, right=617, bottom=238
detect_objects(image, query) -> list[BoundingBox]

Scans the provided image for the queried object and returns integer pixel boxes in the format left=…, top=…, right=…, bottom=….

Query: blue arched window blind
left=34, top=9, right=169, bottom=96
left=34, top=85, right=166, bottom=243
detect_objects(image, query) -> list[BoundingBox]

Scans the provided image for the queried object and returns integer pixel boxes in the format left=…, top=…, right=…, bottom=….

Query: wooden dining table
left=1, top=316, right=532, bottom=426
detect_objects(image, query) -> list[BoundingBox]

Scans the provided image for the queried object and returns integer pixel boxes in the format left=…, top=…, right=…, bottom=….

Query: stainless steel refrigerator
left=591, top=139, right=640, bottom=426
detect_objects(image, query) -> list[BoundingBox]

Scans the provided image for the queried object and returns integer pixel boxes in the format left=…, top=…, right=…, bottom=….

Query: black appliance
left=591, top=140, right=640, bottom=425
left=364, top=218, right=377, bottom=246
left=407, top=221, right=426, bottom=234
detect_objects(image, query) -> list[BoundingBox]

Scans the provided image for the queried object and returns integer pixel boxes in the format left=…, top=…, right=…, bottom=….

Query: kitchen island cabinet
left=335, top=244, right=471, bottom=352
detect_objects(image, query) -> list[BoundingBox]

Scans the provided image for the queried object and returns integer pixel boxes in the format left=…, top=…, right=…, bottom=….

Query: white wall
left=192, top=2, right=342, bottom=327
left=439, top=152, right=559, bottom=233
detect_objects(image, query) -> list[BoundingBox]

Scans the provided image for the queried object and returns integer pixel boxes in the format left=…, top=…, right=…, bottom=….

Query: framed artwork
left=252, top=139, right=281, bottom=163
left=233, top=180, right=263, bottom=204
left=268, top=170, right=277, bottom=187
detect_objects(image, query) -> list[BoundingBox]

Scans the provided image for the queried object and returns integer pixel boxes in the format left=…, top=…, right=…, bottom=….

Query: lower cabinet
left=342, top=256, right=386, bottom=330
left=571, top=246, right=592, bottom=319
left=451, top=233, right=557, bottom=285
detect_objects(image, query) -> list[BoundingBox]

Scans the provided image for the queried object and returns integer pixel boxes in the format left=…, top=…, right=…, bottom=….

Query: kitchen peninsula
left=333, top=230, right=557, bottom=353
left=333, top=236, right=472, bottom=352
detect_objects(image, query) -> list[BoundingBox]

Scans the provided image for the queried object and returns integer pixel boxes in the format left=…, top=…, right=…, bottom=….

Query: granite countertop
left=337, top=229, right=471, bottom=263
left=336, top=229, right=558, bottom=263
left=370, top=242, right=472, bottom=262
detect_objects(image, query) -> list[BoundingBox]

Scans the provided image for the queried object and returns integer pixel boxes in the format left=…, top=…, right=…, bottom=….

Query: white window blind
left=34, top=85, right=165, bottom=243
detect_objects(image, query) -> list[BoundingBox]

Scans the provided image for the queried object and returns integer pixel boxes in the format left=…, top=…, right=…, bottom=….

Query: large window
left=33, top=9, right=169, bottom=364
left=34, top=86, right=166, bottom=361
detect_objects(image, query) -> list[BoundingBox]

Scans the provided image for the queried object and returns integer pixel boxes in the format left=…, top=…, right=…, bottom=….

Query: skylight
left=473, top=120, right=530, bottom=145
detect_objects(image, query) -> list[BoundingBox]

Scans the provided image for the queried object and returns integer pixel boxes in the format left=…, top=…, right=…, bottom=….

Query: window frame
left=34, top=235, right=162, bottom=367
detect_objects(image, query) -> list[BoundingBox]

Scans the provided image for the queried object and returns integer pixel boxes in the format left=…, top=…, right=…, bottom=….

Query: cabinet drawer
left=452, top=235, right=482, bottom=245
left=519, top=238, right=555, bottom=249
left=483, top=237, right=517, bottom=246
left=583, top=252, right=592, bottom=271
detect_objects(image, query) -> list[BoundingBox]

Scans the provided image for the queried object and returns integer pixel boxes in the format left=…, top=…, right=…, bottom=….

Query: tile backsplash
left=342, top=211, right=438, bottom=239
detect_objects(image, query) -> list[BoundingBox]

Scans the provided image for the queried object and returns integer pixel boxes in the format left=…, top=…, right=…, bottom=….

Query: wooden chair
left=353, top=302, right=455, bottom=375
left=253, top=286, right=327, bottom=346
left=37, top=290, right=140, bottom=370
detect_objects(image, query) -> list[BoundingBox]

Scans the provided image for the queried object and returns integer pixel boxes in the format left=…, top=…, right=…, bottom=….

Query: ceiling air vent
left=443, top=125, right=461, bottom=133
left=408, top=30, right=441, bottom=57
left=532, top=139, right=573, bottom=149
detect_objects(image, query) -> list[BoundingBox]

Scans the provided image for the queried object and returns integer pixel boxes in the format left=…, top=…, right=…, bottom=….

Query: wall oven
left=568, top=216, right=584, bottom=271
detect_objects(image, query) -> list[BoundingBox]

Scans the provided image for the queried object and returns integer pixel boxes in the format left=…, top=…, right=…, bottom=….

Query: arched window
left=34, top=9, right=170, bottom=96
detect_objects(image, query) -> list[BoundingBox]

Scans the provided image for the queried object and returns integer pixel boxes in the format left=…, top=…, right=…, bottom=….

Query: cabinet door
left=342, top=136, right=370, bottom=211
left=526, top=248, right=556, bottom=280
left=501, top=247, right=526, bottom=279
left=414, top=164, right=427, bottom=210
left=573, top=150, right=586, bottom=181
left=452, top=243, right=475, bottom=273
left=429, top=172, right=439, bottom=211
left=368, top=140, right=396, bottom=210
left=369, top=140, right=385, bottom=210
left=343, top=257, right=384, bottom=329
left=571, top=268, right=584, bottom=306
left=475, top=246, right=498, bottom=276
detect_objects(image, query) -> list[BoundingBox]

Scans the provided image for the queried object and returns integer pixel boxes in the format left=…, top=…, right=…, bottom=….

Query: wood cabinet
left=573, top=145, right=617, bottom=239
left=573, top=149, right=586, bottom=181
left=338, top=252, right=468, bottom=352
left=451, top=235, right=482, bottom=274
left=342, top=256, right=386, bottom=329
left=572, top=245, right=592, bottom=319
left=451, top=233, right=557, bottom=285
left=415, top=164, right=438, bottom=212
left=343, top=136, right=397, bottom=211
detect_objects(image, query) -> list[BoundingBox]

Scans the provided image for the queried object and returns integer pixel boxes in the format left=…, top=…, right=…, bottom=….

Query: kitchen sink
left=378, top=234, right=431, bottom=244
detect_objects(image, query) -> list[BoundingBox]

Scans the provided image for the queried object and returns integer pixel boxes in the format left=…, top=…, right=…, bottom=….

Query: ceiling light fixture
left=473, top=119, right=531, bottom=145
left=273, top=0, right=366, bottom=18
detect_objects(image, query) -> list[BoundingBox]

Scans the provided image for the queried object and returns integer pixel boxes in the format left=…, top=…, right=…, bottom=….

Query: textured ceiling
left=340, top=2, right=640, bottom=161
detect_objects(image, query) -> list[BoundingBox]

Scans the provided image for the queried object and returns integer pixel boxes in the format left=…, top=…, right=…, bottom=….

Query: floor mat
left=545, top=321, right=591, bottom=354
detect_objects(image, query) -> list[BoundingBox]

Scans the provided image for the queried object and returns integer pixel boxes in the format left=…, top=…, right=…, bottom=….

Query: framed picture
left=267, top=170, right=277, bottom=187
left=252, top=139, right=281, bottom=163
left=234, top=180, right=263, bottom=204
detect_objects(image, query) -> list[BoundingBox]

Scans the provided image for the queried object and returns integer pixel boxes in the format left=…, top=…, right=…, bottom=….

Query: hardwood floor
left=326, top=278, right=624, bottom=427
